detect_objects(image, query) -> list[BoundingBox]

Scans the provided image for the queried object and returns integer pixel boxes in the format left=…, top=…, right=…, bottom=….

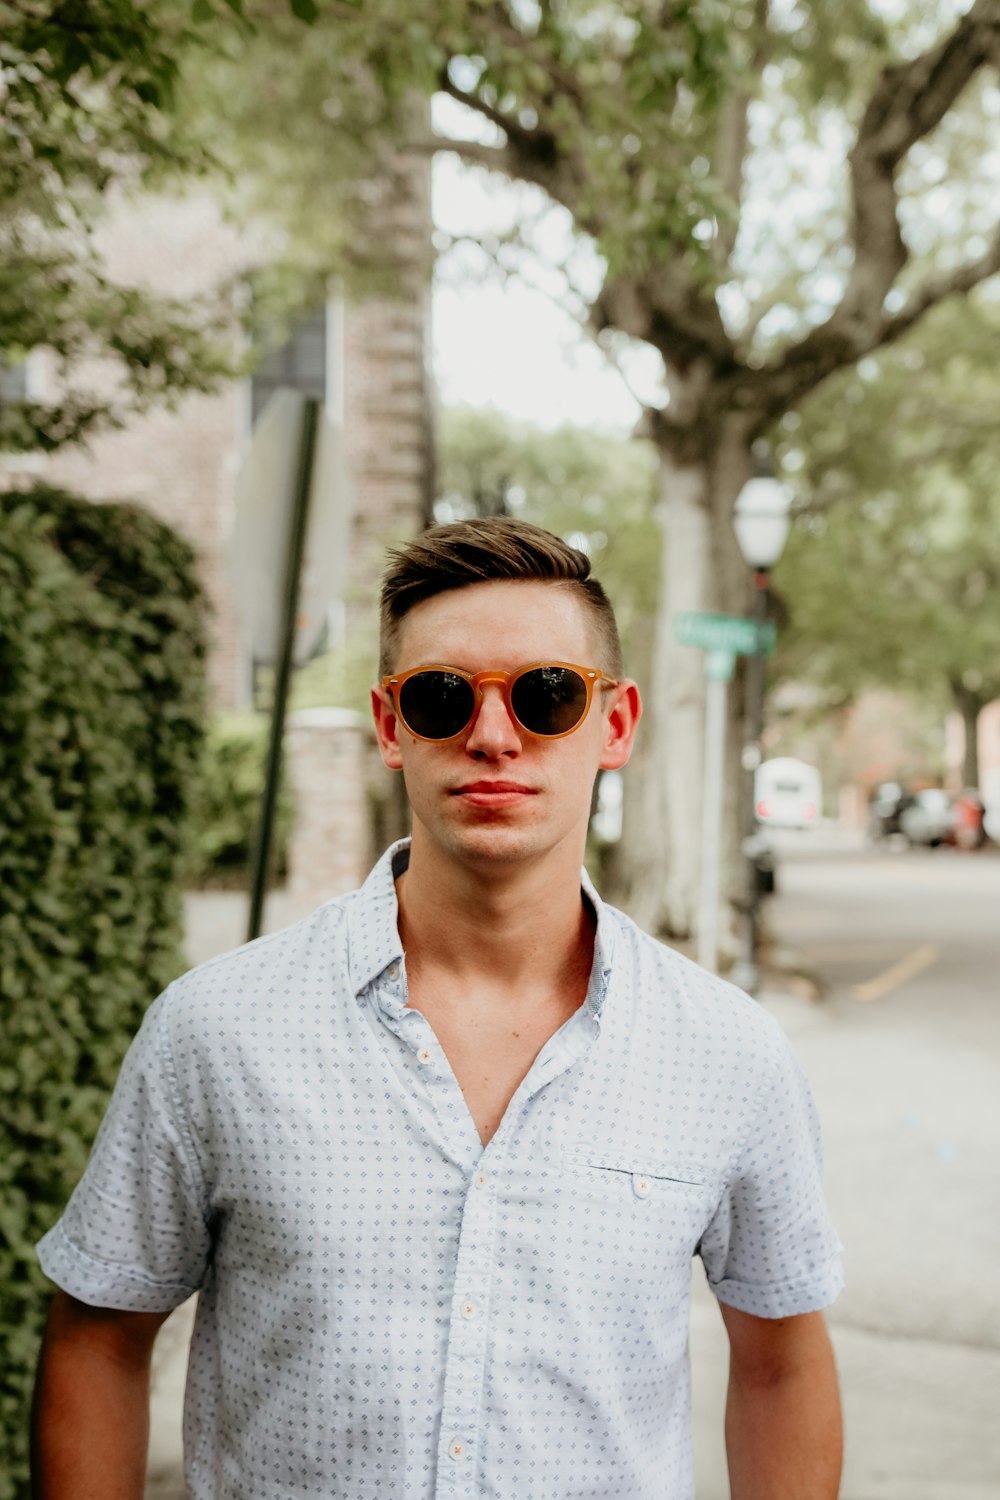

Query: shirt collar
left=344, top=840, right=408, bottom=998
left=345, top=839, right=617, bottom=1013
left=581, top=863, right=616, bottom=1022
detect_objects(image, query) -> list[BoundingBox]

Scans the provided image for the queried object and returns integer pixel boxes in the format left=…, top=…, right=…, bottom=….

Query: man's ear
left=599, top=680, right=642, bottom=772
left=371, top=686, right=404, bottom=771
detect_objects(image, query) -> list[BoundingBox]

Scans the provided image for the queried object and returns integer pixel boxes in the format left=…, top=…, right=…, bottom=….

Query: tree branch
left=434, top=220, right=655, bottom=415
left=746, top=0, right=1000, bottom=424
left=420, top=134, right=512, bottom=172
left=713, top=0, right=770, bottom=265
left=592, top=268, right=735, bottom=374
left=438, top=73, right=525, bottom=146
left=876, top=226, right=1000, bottom=349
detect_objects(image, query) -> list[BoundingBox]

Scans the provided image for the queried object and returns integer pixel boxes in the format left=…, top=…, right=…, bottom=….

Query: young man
left=33, top=518, right=843, bottom=1499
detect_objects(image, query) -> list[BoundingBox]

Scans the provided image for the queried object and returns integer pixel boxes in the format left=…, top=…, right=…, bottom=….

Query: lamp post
left=729, top=464, right=793, bottom=995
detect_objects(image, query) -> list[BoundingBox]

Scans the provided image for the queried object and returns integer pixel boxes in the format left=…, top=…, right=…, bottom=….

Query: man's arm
left=31, top=1289, right=172, bottom=1500
left=720, top=1303, right=842, bottom=1500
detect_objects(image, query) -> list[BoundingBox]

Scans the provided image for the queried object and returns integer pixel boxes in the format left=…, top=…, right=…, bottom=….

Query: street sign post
left=672, top=611, right=774, bottom=974
left=230, top=389, right=354, bottom=943
left=230, top=389, right=354, bottom=669
left=698, top=650, right=735, bottom=971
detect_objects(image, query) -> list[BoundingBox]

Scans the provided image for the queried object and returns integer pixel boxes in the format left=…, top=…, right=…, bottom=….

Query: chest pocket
left=561, top=1143, right=719, bottom=1268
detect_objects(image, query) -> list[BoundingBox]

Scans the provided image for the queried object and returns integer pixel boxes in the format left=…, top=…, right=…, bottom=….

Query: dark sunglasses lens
left=511, top=667, right=589, bottom=736
left=398, top=671, right=475, bottom=739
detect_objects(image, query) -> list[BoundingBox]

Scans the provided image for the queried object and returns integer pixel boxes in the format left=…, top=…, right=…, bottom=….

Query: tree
left=438, top=403, right=660, bottom=651
left=773, top=293, right=1000, bottom=791
left=192, top=0, right=1000, bottom=942
left=0, top=0, right=240, bottom=452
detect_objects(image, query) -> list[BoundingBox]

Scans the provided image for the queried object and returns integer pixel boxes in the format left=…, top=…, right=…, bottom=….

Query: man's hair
left=379, top=517, right=623, bottom=678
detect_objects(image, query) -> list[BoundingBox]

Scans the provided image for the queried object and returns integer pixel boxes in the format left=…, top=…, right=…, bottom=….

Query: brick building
left=4, top=173, right=433, bottom=897
left=5, top=179, right=433, bottom=709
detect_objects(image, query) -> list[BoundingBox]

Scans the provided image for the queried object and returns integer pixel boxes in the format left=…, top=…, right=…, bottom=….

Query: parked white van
left=755, top=757, right=822, bottom=830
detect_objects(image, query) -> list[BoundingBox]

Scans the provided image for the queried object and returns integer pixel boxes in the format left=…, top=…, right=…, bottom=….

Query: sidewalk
left=689, top=987, right=1000, bottom=1500
left=144, top=894, right=1000, bottom=1499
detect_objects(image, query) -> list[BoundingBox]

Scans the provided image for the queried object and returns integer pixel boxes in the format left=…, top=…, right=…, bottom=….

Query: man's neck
left=394, top=834, right=595, bottom=995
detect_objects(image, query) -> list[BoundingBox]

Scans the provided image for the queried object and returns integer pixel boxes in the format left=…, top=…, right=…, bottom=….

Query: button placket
left=435, top=1159, right=500, bottom=1494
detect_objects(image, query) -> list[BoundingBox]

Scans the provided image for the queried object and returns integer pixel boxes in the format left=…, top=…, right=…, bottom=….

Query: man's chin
left=444, top=824, right=542, bottom=865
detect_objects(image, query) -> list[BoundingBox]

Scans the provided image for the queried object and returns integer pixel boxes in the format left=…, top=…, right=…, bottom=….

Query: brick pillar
left=285, top=709, right=379, bottom=903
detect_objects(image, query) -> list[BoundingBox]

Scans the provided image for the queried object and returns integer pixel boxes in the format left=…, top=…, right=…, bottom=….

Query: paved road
left=691, top=831, right=1000, bottom=1499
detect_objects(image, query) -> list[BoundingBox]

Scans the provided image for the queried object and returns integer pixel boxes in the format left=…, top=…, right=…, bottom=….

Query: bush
left=184, top=713, right=294, bottom=887
left=0, top=486, right=206, bottom=1495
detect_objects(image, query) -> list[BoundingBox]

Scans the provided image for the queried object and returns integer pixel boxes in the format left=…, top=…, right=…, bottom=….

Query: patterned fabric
left=38, top=840, right=842, bottom=1500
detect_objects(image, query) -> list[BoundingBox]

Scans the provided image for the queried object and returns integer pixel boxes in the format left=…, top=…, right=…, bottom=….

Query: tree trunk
left=950, top=680, right=983, bottom=790
left=617, top=420, right=753, bottom=955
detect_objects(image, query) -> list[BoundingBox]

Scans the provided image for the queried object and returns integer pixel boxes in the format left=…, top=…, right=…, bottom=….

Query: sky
left=432, top=269, right=641, bottom=433
left=429, top=99, right=660, bottom=435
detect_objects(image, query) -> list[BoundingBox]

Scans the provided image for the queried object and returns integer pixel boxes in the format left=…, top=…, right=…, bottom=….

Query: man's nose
left=464, top=685, right=522, bottom=756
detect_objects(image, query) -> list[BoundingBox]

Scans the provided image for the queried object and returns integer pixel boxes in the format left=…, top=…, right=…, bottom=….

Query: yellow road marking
left=800, top=943, right=903, bottom=963
left=850, top=944, right=940, bottom=1003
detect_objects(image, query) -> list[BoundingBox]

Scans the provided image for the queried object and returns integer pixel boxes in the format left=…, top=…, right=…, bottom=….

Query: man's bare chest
left=406, top=980, right=578, bottom=1147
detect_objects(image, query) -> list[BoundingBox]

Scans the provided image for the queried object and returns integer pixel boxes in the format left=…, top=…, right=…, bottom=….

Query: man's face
left=371, top=579, right=641, bottom=872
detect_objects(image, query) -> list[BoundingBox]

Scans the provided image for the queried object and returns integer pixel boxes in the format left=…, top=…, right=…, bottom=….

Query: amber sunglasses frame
left=382, top=661, right=620, bottom=743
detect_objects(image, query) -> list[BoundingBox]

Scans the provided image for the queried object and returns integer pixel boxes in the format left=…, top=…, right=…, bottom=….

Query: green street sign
left=673, top=611, right=776, bottom=656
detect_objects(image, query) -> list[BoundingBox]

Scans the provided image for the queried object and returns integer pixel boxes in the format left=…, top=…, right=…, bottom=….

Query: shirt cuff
left=710, top=1254, right=844, bottom=1319
left=36, top=1221, right=198, bottom=1313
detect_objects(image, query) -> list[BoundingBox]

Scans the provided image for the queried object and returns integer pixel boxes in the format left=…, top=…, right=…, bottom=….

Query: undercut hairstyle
left=379, top=517, right=624, bottom=678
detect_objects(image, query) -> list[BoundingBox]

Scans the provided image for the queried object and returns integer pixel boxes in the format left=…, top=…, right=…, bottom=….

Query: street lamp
left=729, top=463, right=793, bottom=994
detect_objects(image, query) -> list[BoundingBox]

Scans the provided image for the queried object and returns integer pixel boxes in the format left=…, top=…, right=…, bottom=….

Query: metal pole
left=731, top=572, right=769, bottom=993
left=246, top=397, right=320, bottom=943
left=697, top=649, right=734, bottom=973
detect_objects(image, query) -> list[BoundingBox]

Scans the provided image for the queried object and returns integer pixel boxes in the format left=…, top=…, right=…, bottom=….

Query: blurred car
left=868, top=782, right=916, bottom=842
left=898, top=788, right=954, bottom=847
left=952, top=789, right=986, bottom=850
left=755, top=758, right=821, bottom=831
left=743, top=829, right=777, bottom=895
left=984, top=802, right=1000, bottom=846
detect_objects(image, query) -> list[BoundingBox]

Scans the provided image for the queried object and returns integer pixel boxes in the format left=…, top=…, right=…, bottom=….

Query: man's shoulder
left=163, top=890, right=359, bottom=1029
left=604, top=899, right=787, bottom=1059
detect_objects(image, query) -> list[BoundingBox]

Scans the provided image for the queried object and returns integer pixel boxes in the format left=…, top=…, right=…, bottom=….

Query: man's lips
left=450, top=781, right=539, bottom=803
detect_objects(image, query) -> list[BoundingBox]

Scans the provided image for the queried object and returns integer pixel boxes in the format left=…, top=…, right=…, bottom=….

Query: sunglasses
left=382, top=662, right=619, bottom=742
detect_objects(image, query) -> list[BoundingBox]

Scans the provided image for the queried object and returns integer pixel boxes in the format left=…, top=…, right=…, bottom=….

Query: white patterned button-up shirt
left=38, top=841, right=843, bottom=1499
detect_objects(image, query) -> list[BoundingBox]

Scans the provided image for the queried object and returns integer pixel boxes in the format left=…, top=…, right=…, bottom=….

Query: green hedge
left=184, top=713, right=294, bottom=887
left=0, top=486, right=206, bottom=1495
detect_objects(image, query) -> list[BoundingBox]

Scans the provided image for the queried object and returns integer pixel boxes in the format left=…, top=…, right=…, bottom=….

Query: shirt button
left=417, top=1048, right=432, bottom=1065
left=633, top=1174, right=652, bottom=1198
left=474, top=1172, right=488, bottom=1189
left=448, top=1439, right=466, bottom=1460
left=388, top=965, right=399, bottom=979
left=461, top=1299, right=476, bottom=1319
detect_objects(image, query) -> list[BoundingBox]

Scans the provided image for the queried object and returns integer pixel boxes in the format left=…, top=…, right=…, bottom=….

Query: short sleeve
left=697, top=1027, right=844, bottom=1318
left=36, top=987, right=211, bottom=1312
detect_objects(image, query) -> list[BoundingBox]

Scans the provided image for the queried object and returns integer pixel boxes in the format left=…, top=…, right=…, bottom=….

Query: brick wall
left=285, top=710, right=375, bottom=902
left=32, top=168, right=434, bottom=710
left=41, top=193, right=251, bottom=707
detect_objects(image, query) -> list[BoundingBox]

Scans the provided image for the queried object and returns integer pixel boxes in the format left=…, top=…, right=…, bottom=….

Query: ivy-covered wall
left=0, top=487, right=206, bottom=1495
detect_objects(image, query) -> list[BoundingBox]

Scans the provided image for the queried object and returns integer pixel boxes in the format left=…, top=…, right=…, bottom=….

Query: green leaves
left=183, top=715, right=295, bottom=886
left=773, top=295, right=1000, bottom=718
left=0, top=0, right=240, bottom=454
left=438, top=404, right=661, bottom=665
left=0, top=487, right=206, bottom=1496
